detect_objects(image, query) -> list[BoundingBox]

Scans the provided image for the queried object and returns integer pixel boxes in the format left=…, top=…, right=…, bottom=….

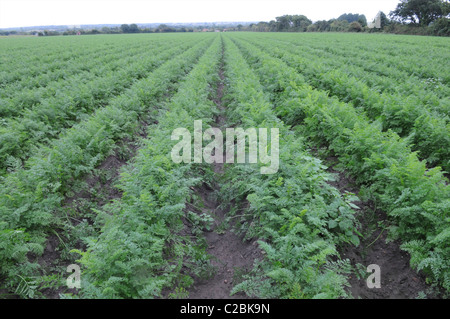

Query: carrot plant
left=239, top=34, right=450, bottom=171
left=232, top=35, right=450, bottom=293
left=73, top=36, right=222, bottom=298
left=0, top=38, right=198, bottom=174
left=218, top=36, right=359, bottom=299
left=0, top=35, right=214, bottom=297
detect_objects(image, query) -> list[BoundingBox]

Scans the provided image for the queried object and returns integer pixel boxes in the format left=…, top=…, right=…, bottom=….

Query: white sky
left=0, top=0, right=400, bottom=28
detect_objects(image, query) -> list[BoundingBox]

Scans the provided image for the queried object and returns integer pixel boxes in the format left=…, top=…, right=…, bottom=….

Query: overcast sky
left=0, top=0, right=400, bottom=28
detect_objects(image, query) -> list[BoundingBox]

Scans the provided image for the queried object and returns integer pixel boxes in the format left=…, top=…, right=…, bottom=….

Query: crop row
left=0, top=38, right=113, bottom=85
left=0, top=39, right=175, bottom=117
left=0, top=38, right=154, bottom=98
left=232, top=36, right=450, bottom=293
left=236, top=34, right=450, bottom=172
left=0, top=38, right=199, bottom=174
left=280, top=33, right=450, bottom=84
left=74, top=34, right=361, bottom=299
left=218, top=36, right=359, bottom=299
left=74, top=36, right=223, bottom=298
left=0, top=35, right=215, bottom=296
left=0, top=35, right=155, bottom=85
left=265, top=35, right=449, bottom=103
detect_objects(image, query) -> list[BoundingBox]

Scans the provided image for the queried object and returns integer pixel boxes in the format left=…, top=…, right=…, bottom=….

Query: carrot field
left=0, top=32, right=448, bottom=299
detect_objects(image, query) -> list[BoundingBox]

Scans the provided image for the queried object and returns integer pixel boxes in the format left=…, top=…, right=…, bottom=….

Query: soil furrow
left=187, top=39, right=261, bottom=299
left=320, top=152, right=443, bottom=299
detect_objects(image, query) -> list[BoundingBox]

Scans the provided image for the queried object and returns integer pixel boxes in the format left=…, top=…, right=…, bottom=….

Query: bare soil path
left=188, top=40, right=262, bottom=299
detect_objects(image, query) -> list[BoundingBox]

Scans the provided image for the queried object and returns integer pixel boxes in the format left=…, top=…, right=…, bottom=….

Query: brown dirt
left=324, top=155, right=442, bottom=299
left=187, top=40, right=262, bottom=299
left=187, top=184, right=262, bottom=299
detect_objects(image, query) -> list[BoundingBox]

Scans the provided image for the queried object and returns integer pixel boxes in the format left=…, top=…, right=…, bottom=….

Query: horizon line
left=1, top=21, right=262, bottom=30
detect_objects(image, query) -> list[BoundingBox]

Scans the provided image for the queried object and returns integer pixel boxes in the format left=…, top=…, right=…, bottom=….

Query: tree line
left=0, top=24, right=213, bottom=37
left=235, top=13, right=373, bottom=33
left=61, top=24, right=196, bottom=36
left=235, top=0, right=449, bottom=36
left=1, top=0, right=448, bottom=37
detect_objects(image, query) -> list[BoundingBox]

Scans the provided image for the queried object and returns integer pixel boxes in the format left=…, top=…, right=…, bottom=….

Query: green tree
left=268, top=20, right=277, bottom=31
left=348, top=21, right=363, bottom=32
left=313, top=20, right=332, bottom=32
left=275, top=15, right=291, bottom=31
left=431, top=17, right=450, bottom=35
left=390, top=0, right=450, bottom=26
left=338, top=13, right=367, bottom=26
left=120, top=24, right=130, bottom=33
left=291, top=15, right=312, bottom=31
left=380, top=11, right=391, bottom=27
left=275, top=15, right=312, bottom=32
left=156, top=24, right=176, bottom=32
left=358, top=15, right=368, bottom=27
left=329, top=19, right=350, bottom=31
left=129, top=24, right=140, bottom=33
